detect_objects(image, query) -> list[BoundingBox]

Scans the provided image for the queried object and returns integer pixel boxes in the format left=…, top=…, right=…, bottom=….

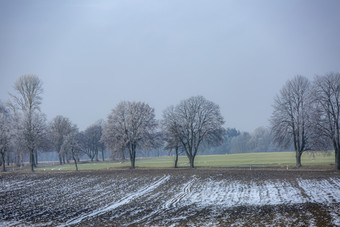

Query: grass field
left=36, top=151, right=335, bottom=171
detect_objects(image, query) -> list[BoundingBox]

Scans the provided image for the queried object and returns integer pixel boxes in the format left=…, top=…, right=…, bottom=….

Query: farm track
left=0, top=168, right=339, bottom=226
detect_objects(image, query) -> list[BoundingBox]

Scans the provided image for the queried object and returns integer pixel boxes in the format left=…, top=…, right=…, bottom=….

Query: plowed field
left=1, top=168, right=339, bottom=226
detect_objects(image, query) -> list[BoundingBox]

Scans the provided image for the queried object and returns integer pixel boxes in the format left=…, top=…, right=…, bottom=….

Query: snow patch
left=63, top=175, right=170, bottom=226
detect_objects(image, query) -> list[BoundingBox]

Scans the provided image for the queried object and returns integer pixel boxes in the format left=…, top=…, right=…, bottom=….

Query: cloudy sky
left=1, top=0, right=340, bottom=132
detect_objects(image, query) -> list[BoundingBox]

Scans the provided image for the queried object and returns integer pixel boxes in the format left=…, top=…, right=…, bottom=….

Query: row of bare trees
left=5, top=73, right=339, bottom=171
left=48, top=117, right=105, bottom=171
left=101, top=96, right=225, bottom=168
left=0, top=75, right=107, bottom=171
left=271, top=73, right=340, bottom=170
left=1, top=75, right=226, bottom=171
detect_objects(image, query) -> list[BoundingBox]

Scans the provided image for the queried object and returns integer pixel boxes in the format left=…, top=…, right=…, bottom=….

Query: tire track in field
left=164, top=176, right=197, bottom=209
left=62, top=175, right=170, bottom=226
left=126, top=176, right=198, bottom=226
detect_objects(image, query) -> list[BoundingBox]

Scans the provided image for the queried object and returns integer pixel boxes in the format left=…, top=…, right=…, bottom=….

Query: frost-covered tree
left=162, top=106, right=183, bottom=168
left=10, top=111, right=48, bottom=167
left=96, top=120, right=106, bottom=161
left=229, top=132, right=251, bottom=154
left=9, top=75, right=44, bottom=171
left=0, top=102, right=13, bottom=172
left=271, top=75, right=312, bottom=167
left=248, top=127, right=273, bottom=153
left=83, top=123, right=104, bottom=162
left=312, top=73, right=340, bottom=171
left=49, top=115, right=73, bottom=165
left=102, top=101, right=157, bottom=168
left=162, top=96, right=225, bottom=168
left=61, top=126, right=82, bottom=171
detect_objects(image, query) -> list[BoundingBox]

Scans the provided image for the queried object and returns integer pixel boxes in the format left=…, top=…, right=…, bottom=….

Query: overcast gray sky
left=1, top=0, right=340, bottom=132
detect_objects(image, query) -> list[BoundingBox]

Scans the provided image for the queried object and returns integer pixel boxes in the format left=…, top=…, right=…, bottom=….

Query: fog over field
left=1, top=2, right=340, bottom=226
left=1, top=0, right=340, bottom=132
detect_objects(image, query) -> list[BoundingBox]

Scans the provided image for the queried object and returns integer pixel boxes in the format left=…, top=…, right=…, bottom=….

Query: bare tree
left=61, top=126, right=82, bottom=171
left=102, top=101, right=157, bottom=168
left=9, top=75, right=44, bottom=171
left=271, top=75, right=311, bottom=167
left=0, top=102, right=13, bottom=172
left=165, top=137, right=182, bottom=168
left=230, top=132, right=252, bottom=154
left=9, top=109, right=25, bottom=167
left=29, top=112, right=48, bottom=165
left=312, top=73, right=340, bottom=170
left=9, top=111, right=47, bottom=167
left=96, top=120, right=106, bottom=161
left=83, top=123, right=103, bottom=162
left=110, top=146, right=127, bottom=161
left=162, top=96, right=225, bottom=168
left=248, top=127, right=274, bottom=153
left=81, top=132, right=95, bottom=162
left=166, top=139, right=182, bottom=168
left=162, top=106, right=183, bottom=168
left=49, top=115, right=73, bottom=165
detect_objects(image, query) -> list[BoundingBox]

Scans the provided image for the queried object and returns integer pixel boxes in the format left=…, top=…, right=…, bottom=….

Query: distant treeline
left=199, top=127, right=286, bottom=155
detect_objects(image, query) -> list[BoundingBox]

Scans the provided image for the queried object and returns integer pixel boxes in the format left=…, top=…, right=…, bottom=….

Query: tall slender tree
left=83, top=123, right=103, bottom=162
left=271, top=75, right=311, bottom=167
left=10, top=75, right=44, bottom=171
left=162, top=106, right=183, bottom=168
left=0, top=102, right=13, bottom=172
left=61, top=126, right=82, bottom=171
left=312, top=72, right=340, bottom=170
left=49, top=115, right=73, bottom=165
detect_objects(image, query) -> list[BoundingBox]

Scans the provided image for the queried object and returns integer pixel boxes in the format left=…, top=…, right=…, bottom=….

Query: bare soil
left=1, top=167, right=339, bottom=226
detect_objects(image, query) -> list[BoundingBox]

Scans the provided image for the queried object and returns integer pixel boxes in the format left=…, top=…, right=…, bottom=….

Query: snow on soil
left=186, top=178, right=340, bottom=207
left=1, top=171, right=339, bottom=226
left=64, top=175, right=170, bottom=226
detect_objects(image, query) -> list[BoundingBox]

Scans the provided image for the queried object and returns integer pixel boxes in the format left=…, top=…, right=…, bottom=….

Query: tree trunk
left=336, top=147, right=340, bottom=171
left=129, top=145, right=136, bottom=169
left=73, top=156, right=78, bottom=171
left=16, top=152, right=23, bottom=167
left=174, top=147, right=179, bottom=168
left=102, top=150, right=105, bottom=161
left=20, top=152, right=23, bottom=167
left=130, top=157, right=135, bottom=168
left=30, top=150, right=34, bottom=172
left=95, top=150, right=99, bottom=162
left=34, top=150, right=38, bottom=166
left=15, top=153, right=20, bottom=167
left=132, top=150, right=136, bottom=169
left=190, top=155, right=195, bottom=168
left=1, top=152, right=6, bottom=172
left=6, top=154, right=10, bottom=166
left=296, top=151, right=302, bottom=167
left=58, top=154, right=62, bottom=165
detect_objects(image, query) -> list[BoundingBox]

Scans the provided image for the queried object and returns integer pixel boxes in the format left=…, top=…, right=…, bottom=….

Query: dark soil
left=1, top=168, right=339, bottom=226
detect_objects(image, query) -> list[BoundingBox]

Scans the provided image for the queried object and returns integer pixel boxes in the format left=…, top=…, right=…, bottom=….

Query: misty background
left=1, top=0, right=340, bottom=133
